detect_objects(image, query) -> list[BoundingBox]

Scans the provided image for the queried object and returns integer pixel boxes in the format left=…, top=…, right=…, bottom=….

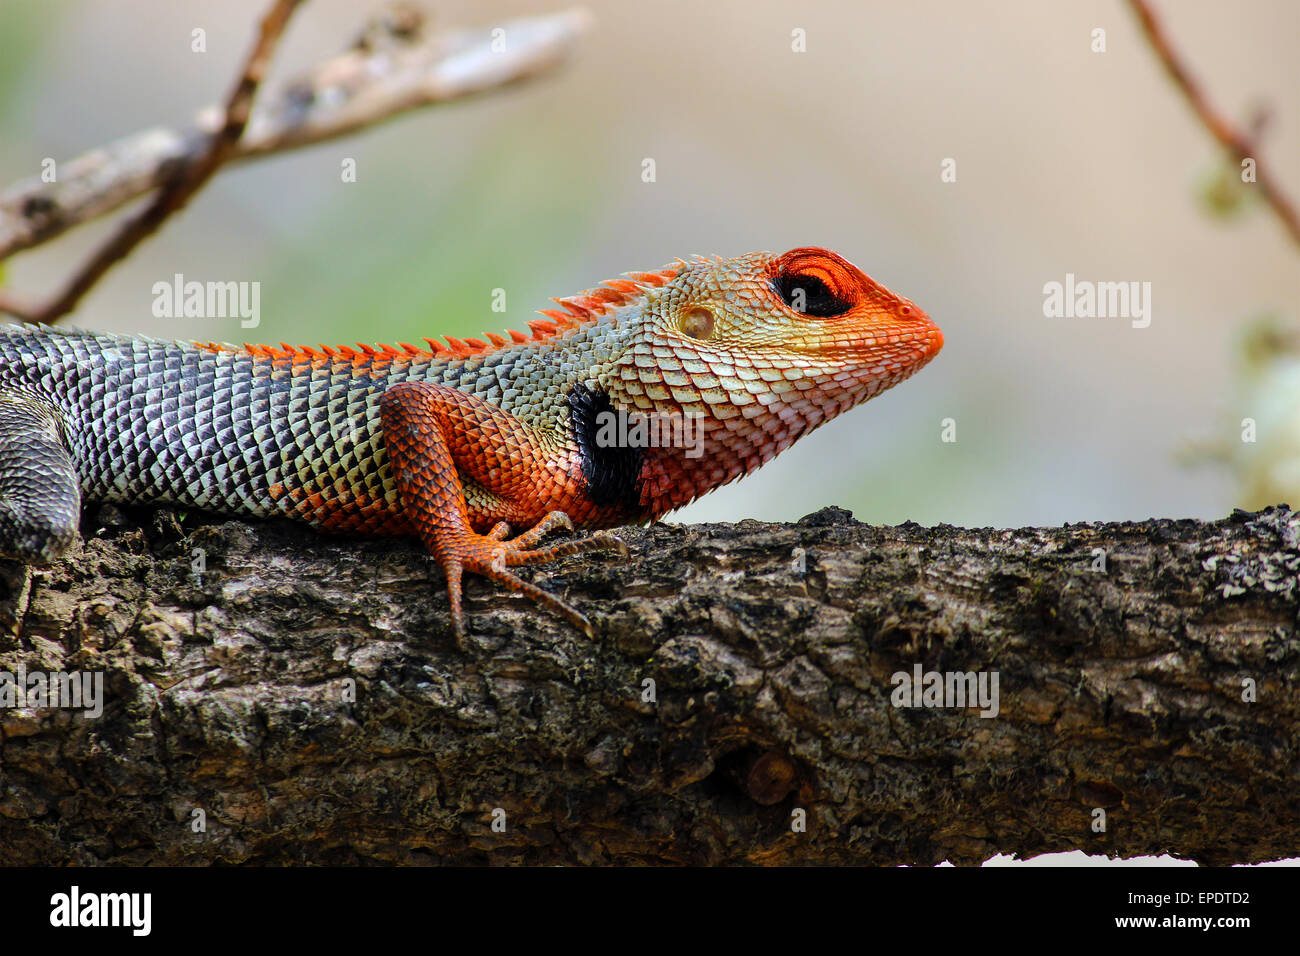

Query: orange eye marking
left=772, top=249, right=867, bottom=299
left=768, top=247, right=874, bottom=317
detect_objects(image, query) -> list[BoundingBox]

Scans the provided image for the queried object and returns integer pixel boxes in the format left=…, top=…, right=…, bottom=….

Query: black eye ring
left=772, top=273, right=853, bottom=317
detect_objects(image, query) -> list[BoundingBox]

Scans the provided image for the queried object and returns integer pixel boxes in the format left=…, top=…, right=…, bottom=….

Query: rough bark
left=1, top=502, right=1297, bottom=865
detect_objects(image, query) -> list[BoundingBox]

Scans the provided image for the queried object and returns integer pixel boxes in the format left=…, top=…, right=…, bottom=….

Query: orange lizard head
left=559, top=247, right=943, bottom=516
left=600, top=246, right=942, bottom=420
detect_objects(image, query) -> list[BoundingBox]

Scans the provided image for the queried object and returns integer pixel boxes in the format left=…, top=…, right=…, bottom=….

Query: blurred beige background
left=2, top=0, right=1297, bottom=531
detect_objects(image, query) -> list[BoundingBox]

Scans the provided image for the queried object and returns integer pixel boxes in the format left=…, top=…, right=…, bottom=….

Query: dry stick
left=0, top=0, right=304, bottom=326
left=1127, top=0, right=1300, bottom=250
left=0, top=8, right=593, bottom=265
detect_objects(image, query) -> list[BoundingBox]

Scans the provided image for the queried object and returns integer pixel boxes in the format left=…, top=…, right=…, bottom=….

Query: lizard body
left=0, top=247, right=943, bottom=641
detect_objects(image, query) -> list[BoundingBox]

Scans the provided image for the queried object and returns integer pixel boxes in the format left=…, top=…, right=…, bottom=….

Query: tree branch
left=0, top=0, right=303, bottom=325
left=1127, top=0, right=1300, bottom=250
left=1, top=505, right=1296, bottom=865
left=0, top=4, right=593, bottom=318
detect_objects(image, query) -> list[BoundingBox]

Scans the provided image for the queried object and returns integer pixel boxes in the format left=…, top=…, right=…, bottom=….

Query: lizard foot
left=378, top=382, right=628, bottom=646
left=439, top=511, right=627, bottom=646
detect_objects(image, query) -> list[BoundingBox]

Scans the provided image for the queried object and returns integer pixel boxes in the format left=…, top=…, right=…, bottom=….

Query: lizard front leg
left=379, top=380, right=624, bottom=645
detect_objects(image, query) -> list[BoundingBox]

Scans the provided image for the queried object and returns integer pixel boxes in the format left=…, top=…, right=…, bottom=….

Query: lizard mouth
left=827, top=320, right=943, bottom=368
left=892, top=309, right=943, bottom=364
left=924, top=322, right=945, bottom=357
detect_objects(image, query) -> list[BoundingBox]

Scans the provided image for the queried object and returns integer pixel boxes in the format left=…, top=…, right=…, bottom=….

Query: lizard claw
left=435, top=511, right=623, bottom=645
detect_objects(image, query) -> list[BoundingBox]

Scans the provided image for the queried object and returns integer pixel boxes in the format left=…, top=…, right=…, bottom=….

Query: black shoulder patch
left=567, top=381, right=643, bottom=512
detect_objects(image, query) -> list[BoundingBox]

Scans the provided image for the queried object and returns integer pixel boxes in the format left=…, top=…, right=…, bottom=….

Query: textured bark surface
left=1, top=503, right=1297, bottom=865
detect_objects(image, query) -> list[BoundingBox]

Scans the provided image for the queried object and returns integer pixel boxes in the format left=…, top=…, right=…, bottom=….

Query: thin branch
left=0, top=0, right=304, bottom=325
left=1127, top=0, right=1300, bottom=249
left=0, top=6, right=592, bottom=268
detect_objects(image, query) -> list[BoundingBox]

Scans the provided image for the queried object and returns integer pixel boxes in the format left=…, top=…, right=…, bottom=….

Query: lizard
left=0, top=246, right=943, bottom=643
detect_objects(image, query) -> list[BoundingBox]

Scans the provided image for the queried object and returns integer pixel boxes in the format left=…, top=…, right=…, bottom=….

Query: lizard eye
left=767, top=247, right=872, bottom=319
left=772, top=273, right=853, bottom=318
left=679, top=306, right=715, bottom=340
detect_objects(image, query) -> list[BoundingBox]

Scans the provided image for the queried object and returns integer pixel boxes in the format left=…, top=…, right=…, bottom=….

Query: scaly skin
left=0, top=247, right=942, bottom=642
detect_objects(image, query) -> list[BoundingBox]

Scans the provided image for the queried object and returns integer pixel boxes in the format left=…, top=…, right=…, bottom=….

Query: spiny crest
left=196, top=262, right=683, bottom=365
left=534, top=263, right=680, bottom=337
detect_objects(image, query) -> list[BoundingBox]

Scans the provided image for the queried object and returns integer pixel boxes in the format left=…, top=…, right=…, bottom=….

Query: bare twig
left=0, top=6, right=592, bottom=268
left=0, top=0, right=304, bottom=325
left=1127, top=0, right=1300, bottom=250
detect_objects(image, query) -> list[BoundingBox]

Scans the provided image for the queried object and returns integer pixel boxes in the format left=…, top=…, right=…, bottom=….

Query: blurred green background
left=2, top=0, right=1297, bottom=529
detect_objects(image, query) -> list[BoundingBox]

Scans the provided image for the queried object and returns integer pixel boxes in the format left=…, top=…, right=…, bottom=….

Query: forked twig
left=0, top=3, right=592, bottom=324
left=0, top=0, right=303, bottom=325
